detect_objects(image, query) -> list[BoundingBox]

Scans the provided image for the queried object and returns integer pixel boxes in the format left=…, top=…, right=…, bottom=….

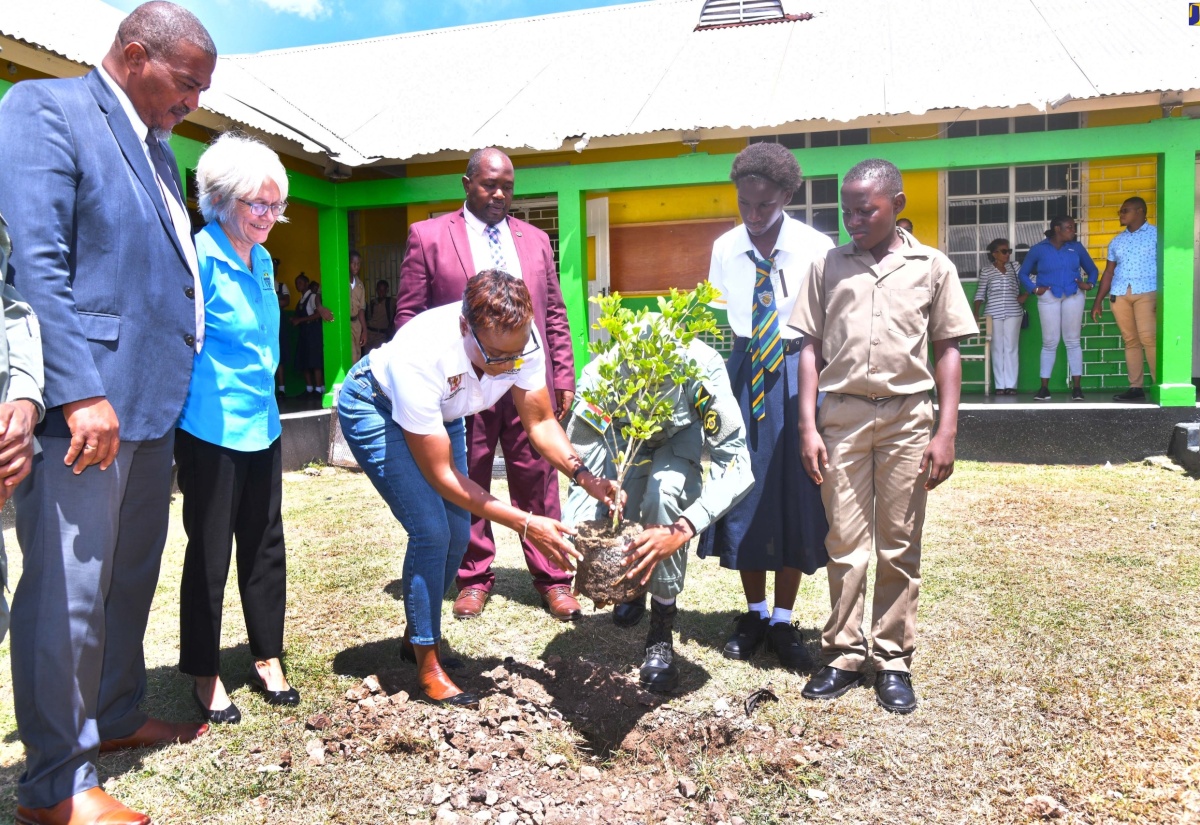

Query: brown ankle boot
left=412, top=642, right=480, bottom=708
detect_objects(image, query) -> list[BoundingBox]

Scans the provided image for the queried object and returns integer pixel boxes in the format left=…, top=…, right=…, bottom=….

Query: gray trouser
left=1, top=531, right=8, bottom=644
left=563, top=424, right=702, bottom=599
left=11, top=433, right=174, bottom=808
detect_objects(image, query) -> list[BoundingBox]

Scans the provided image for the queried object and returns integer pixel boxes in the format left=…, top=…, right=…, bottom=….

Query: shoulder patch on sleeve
left=693, top=384, right=720, bottom=437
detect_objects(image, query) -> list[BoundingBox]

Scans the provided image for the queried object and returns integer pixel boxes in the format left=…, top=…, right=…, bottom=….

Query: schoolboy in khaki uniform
left=788, top=159, right=977, bottom=714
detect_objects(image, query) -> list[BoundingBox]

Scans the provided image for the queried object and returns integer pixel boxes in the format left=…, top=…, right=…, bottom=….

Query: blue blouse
left=178, top=222, right=281, bottom=451
left=1018, top=238, right=1099, bottom=298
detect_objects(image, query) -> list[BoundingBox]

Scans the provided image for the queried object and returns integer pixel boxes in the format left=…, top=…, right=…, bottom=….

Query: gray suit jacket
left=0, top=69, right=197, bottom=441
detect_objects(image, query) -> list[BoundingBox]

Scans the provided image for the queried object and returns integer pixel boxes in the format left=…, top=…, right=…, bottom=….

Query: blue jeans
left=337, top=358, right=470, bottom=645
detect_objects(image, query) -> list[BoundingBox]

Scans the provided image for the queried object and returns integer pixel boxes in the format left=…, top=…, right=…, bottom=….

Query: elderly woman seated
left=177, top=132, right=297, bottom=724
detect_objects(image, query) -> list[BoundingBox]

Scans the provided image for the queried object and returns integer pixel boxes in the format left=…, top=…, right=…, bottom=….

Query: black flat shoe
left=419, top=689, right=481, bottom=709
left=765, top=622, right=814, bottom=671
left=248, top=669, right=300, bottom=706
left=874, top=671, right=918, bottom=714
left=192, top=685, right=241, bottom=725
left=613, top=593, right=647, bottom=628
left=801, top=665, right=865, bottom=701
left=722, top=612, right=769, bottom=660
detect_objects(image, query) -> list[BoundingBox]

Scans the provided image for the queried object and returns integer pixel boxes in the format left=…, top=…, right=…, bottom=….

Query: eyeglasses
left=996, top=248, right=1012, bottom=255
left=238, top=198, right=288, bottom=217
left=469, top=325, right=540, bottom=366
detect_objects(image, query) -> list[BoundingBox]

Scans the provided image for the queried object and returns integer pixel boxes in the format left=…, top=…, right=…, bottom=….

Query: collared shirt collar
left=97, top=65, right=150, bottom=150
left=462, top=202, right=500, bottom=237
left=730, top=213, right=809, bottom=258
left=204, top=222, right=255, bottom=275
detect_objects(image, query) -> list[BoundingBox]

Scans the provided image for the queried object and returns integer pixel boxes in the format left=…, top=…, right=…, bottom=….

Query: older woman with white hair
left=176, top=132, right=298, bottom=725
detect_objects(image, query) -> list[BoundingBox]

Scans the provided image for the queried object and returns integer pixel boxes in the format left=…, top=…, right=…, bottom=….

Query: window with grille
left=786, top=177, right=840, bottom=243
left=945, top=163, right=1081, bottom=279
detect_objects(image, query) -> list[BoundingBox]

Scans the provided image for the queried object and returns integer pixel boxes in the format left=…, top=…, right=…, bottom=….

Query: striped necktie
left=485, top=224, right=507, bottom=269
left=747, top=250, right=783, bottom=421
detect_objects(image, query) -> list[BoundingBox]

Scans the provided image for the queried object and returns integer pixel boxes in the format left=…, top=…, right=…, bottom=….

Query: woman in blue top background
left=176, top=133, right=298, bottom=725
left=1018, top=215, right=1099, bottom=401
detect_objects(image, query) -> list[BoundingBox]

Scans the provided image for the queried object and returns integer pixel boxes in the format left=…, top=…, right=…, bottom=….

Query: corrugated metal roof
left=4, top=0, right=1198, bottom=167
left=216, top=0, right=1200, bottom=165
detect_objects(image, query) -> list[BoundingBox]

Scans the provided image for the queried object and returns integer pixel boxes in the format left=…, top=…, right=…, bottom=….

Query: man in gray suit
left=0, top=214, right=45, bottom=646
left=0, top=4, right=216, bottom=823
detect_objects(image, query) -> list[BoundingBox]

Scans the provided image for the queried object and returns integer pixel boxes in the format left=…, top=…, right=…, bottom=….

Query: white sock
left=306, top=385, right=314, bottom=393
left=277, top=384, right=285, bottom=392
left=651, top=595, right=676, bottom=607
left=770, top=607, right=793, bottom=626
left=748, top=600, right=769, bottom=620
left=316, top=385, right=325, bottom=394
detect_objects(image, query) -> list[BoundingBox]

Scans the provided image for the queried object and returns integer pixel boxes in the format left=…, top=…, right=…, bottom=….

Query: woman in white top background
left=973, top=238, right=1027, bottom=395
left=337, top=270, right=618, bottom=707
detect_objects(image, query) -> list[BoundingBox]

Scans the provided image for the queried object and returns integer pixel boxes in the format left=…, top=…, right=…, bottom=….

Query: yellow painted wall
left=1082, top=107, right=1159, bottom=264
left=870, top=125, right=943, bottom=249
left=265, top=203, right=321, bottom=310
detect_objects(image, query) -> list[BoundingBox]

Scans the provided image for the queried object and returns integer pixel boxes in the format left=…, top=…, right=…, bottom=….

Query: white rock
left=434, top=805, right=461, bottom=825
left=806, top=789, right=829, bottom=802
left=496, top=813, right=520, bottom=825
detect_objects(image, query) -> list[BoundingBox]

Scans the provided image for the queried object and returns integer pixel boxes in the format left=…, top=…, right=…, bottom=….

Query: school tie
left=485, top=224, right=507, bottom=270
left=747, top=250, right=783, bottom=421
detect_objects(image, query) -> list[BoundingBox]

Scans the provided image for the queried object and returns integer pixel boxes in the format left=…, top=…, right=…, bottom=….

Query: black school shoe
left=1112, top=387, right=1146, bottom=402
left=801, top=665, right=864, bottom=701
left=765, top=622, right=814, bottom=671
left=722, top=612, right=769, bottom=660
left=1071, top=386, right=1085, bottom=401
left=874, top=671, right=918, bottom=714
left=613, top=593, right=648, bottom=627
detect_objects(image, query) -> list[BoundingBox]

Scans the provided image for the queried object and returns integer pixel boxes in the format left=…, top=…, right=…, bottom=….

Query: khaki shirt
left=569, top=338, right=752, bottom=534
left=788, top=233, right=977, bottom=398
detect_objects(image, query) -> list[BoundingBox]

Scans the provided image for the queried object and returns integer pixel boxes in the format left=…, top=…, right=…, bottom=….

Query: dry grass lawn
left=0, top=459, right=1198, bottom=823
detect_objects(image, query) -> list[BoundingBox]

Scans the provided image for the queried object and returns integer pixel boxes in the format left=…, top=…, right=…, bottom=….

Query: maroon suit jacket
left=394, top=208, right=575, bottom=405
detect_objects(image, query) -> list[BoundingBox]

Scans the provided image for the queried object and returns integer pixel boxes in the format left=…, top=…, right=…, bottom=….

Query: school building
left=3, top=0, right=1200, bottom=419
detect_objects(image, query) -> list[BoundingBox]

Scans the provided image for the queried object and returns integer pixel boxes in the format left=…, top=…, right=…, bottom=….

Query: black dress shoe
left=765, top=622, right=814, bottom=671
left=192, top=685, right=241, bottom=725
left=874, top=671, right=918, bottom=714
left=613, top=593, right=647, bottom=627
left=722, top=612, right=769, bottom=660
left=419, top=690, right=481, bottom=709
left=248, top=669, right=301, bottom=706
left=801, top=665, right=864, bottom=701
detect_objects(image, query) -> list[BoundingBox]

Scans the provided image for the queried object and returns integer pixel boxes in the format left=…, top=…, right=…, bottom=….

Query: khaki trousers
left=816, top=392, right=933, bottom=673
left=1110, top=287, right=1157, bottom=387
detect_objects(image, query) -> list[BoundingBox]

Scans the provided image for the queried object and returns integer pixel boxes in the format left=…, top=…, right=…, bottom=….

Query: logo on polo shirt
left=447, top=374, right=464, bottom=398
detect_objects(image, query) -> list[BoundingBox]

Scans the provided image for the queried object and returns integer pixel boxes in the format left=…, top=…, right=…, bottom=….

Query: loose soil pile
left=301, top=656, right=833, bottom=824
left=573, top=520, right=646, bottom=608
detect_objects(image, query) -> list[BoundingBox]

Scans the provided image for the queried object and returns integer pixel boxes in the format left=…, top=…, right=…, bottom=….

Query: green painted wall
left=1, top=76, right=1196, bottom=405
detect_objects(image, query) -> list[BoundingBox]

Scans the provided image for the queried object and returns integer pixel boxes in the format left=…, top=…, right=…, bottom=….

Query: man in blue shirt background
left=1090, top=197, right=1158, bottom=402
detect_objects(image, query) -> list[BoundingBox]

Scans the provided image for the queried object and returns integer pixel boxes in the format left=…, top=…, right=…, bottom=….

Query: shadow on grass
left=328, top=608, right=715, bottom=757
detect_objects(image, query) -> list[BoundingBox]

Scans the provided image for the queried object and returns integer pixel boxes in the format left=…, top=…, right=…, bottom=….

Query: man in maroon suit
left=395, top=147, right=581, bottom=621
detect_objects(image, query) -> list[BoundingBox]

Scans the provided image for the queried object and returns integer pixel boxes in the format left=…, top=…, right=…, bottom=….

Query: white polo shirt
left=370, top=303, right=545, bottom=435
left=708, top=214, right=834, bottom=340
